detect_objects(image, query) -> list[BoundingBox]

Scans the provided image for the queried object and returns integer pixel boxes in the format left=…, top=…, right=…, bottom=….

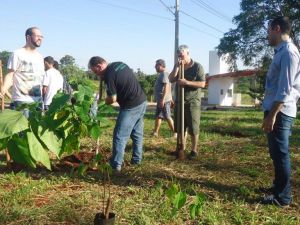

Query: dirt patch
left=210, top=127, right=250, bottom=137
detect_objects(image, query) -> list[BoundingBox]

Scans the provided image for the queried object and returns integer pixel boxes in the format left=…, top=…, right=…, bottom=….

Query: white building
left=207, top=51, right=256, bottom=106
left=207, top=51, right=232, bottom=106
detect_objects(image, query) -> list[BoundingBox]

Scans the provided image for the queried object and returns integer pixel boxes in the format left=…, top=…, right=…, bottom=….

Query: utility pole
left=0, top=60, right=4, bottom=111
left=174, top=0, right=179, bottom=63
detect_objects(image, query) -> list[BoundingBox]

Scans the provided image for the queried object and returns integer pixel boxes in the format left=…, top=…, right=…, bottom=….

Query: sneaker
left=112, top=167, right=122, bottom=177
left=188, top=151, right=198, bottom=159
left=130, top=160, right=141, bottom=166
left=260, top=195, right=289, bottom=208
left=258, top=186, right=274, bottom=194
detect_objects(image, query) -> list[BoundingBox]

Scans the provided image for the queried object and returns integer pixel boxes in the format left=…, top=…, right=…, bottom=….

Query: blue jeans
left=265, top=111, right=294, bottom=204
left=110, top=101, right=147, bottom=170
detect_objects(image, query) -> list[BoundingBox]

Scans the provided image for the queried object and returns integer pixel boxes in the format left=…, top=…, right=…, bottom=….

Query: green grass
left=1, top=108, right=300, bottom=224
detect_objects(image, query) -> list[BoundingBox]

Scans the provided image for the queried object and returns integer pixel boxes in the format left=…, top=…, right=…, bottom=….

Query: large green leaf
left=189, top=204, right=197, bottom=220
left=0, top=110, right=28, bottom=139
left=27, top=132, right=51, bottom=170
left=0, top=138, right=9, bottom=150
left=8, top=134, right=36, bottom=168
left=45, top=110, right=71, bottom=130
left=166, top=184, right=179, bottom=199
left=79, top=85, right=94, bottom=98
left=89, top=123, right=101, bottom=140
left=46, top=92, right=70, bottom=115
left=62, top=134, right=80, bottom=155
left=38, top=126, right=62, bottom=157
left=74, top=105, right=90, bottom=122
left=79, top=123, right=88, bottom=137
left=173, top=192, right=187, bottom=210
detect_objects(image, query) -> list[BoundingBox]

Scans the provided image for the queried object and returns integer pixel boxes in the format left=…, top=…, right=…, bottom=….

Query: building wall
left=209, top=51, right=230, bottom=76
left=207, top=77, right=234, bottom=106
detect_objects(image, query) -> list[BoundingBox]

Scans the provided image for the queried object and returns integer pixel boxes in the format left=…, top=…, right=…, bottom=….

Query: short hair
left=156, top=59, right=166, bottom=68
left=269, top=16, right=292, bottom=35
left=44, top=56, right=55, bottom=65
left=25, top=27, right=39, bottom=36
left=54, top=60, right=59, bottom=70
left=88, top=56, right=106, bottom=68
left=177, top=45, right=189, bottom=54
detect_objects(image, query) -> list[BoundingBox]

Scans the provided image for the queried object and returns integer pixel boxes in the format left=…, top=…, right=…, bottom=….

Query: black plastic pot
left=94, top=212, right=116, bottom=225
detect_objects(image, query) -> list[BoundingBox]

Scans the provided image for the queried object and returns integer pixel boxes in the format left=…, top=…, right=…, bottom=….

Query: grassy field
left=0, top=107, right=300, bottom=225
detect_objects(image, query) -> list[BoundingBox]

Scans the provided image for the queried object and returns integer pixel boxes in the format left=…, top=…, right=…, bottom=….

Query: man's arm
left=158, top=83, right=169, bottom=108
left=177, top=79, right=206, bottom=88
left=1, top=70, right=14, bottom=97
left=169, top=64, right=180, bottom=83
left=105, top=95, right=117, bottom=105
left=262, top=102, right=283, bottom=132
left=42, top=86, right=48, bottom=99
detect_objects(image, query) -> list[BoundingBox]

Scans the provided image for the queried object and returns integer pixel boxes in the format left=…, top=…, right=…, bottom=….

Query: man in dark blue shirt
left=89, top=56, right=147, bottom=172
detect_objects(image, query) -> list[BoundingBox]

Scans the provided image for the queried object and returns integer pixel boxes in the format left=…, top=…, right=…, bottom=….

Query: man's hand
left=262, top=114, right=276, bottom=133
left=105, top=95, right=117, bottom=105
left=262, top=102, right=283, bottom=133
left=158, top=99, right=164, bottom=108
left=177, top=78, right=189, bottom=86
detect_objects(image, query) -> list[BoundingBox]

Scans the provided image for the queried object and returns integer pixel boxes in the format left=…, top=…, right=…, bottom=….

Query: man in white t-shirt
left=42, top=56, right=64, bottom=110
left=2, top=27, right=45, bottom=112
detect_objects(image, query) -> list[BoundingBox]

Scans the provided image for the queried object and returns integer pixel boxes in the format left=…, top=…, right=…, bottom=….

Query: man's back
left=154, top=71, right=172, bottom=102
left=43, top=68, right=64, bottom=106
left=104, top=62, right=146, bottom=108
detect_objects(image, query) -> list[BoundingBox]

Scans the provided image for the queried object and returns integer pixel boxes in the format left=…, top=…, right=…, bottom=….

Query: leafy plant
left=166, top=184, right=187, bottom=218
left=166, top=184, right=206, bottom=220
left=189, top=193, right=206, bottom=220
left=0, top=85, right=112, bottom=169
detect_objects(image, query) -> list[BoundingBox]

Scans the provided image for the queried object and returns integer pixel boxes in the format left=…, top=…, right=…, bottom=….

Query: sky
left=0, top=0, right=242, bottom=74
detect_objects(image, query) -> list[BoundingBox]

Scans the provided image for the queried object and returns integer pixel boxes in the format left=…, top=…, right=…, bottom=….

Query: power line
left=88, top=0, right=173, bottom=21
left=156, top=2, right=219, bottom=40
left=90, top=1, right=220, bottom=41
left=180, top=10, right=225, bottom=34
left=191, top=0, right=232, bottom=22
left=180, top=22, right=219, bottom=39
left=158, top=0, right=175, bottom=16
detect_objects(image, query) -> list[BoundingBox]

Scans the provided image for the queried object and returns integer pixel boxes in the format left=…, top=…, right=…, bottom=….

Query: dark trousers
left=265, top=111, right=294, bottom=204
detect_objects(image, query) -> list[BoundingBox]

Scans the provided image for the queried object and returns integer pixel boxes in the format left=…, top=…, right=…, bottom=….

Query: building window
left=227, top=89, right=233, bottom=97
left=220, top=89, right=223, bottom=95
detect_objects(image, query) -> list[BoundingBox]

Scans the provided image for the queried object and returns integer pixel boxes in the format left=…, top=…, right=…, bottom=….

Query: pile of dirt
left=60, top=152, right=95, bottom=168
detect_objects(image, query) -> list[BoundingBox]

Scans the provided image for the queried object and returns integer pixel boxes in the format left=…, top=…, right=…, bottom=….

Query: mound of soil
left=60, top=152, right=95, bottom=168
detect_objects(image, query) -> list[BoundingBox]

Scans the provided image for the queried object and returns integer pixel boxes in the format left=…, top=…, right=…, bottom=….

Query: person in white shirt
left=42, top=56, right=64, bottom=110
left=2, top=27, right=45, bottom=113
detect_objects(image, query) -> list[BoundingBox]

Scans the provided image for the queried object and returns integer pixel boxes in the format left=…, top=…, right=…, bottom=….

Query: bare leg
left=166, top=117, right=176, bottom=133
left=191, top=134, right=199, bottom=152
left=153, top=118, right=162, bottom=135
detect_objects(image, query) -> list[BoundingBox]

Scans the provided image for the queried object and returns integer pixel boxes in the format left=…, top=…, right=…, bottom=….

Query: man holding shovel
left=169, top=45, right=206, bottom=159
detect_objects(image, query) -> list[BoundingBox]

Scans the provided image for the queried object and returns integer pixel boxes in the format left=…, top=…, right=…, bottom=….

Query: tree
left=60, top=64, right=95, bottom=91
left=134, top=69, right=157, bottom=101
left=0, top=51, right=12, bottom=75
left=217, top=0, right=300, bottom=68
left=217, top=0, right=300, bottom=100
left=60, top=55, right=76, bottom=67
